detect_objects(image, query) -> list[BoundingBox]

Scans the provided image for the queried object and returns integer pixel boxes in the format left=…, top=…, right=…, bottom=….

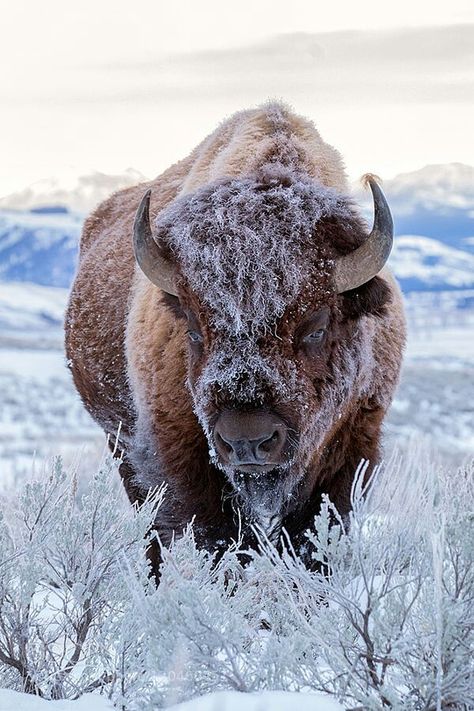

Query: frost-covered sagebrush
left=127, top=455, right=473, bottom=711
left=0, top=456, right=160, bottom=700
left=0, top=451, right=472, bottom=710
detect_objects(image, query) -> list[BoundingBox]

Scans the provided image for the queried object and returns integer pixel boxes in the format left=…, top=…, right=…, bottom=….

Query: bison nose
left=214, top=410, right=287, bottom=469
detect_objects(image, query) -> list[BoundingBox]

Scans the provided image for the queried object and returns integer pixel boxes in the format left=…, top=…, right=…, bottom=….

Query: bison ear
left=133, top=190, right=179, bottom=296
left=340, top=275, right=391, bottom=320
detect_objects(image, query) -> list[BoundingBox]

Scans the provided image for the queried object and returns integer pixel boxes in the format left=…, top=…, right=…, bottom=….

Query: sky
left=1, top=0, right=473, bottom=196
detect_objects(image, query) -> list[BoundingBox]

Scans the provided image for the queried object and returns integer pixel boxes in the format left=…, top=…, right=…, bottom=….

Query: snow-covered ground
left=0, top=689, right=344, bottom=711
left=0, top=346, right=103, bottom=486
left=0, top=282, right=68, bottom=332
left=385, top=312, right=474, bottom=460
left=0, top=284, right=102, bottom=484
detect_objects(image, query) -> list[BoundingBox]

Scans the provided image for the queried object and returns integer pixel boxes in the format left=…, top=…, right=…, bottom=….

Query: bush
left=0, top=452, right=472, bottom=710
left=0, top=456, right=160, bottom=701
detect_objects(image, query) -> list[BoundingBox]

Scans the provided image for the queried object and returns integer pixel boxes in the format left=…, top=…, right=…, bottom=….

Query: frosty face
left=149, top=168, right=389, bottom=524
left=177, top=286, right=373, bottom=527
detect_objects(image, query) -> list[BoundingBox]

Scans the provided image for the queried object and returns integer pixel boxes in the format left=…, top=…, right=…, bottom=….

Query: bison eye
left=187, top=330, right=203, bottom=344
left=303, top=328, right=326, bottom=344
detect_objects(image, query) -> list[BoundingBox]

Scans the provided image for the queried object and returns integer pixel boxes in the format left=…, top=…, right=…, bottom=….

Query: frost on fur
left=154, top=168, right=352, bottom=337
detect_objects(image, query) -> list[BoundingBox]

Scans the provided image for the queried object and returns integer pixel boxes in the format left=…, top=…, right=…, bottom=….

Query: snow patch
left=0, top=690, right=112, bottom=711
left=169, top=689, right=344, bottom=711
left=389, top=234, right=474, bottom=288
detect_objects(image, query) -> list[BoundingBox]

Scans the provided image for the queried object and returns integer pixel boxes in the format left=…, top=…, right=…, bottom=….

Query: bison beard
left=65, top=102, right=406, bottom=574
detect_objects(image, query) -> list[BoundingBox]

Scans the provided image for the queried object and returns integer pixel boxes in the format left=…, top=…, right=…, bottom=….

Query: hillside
left=0, top=209, right=81, bottom=287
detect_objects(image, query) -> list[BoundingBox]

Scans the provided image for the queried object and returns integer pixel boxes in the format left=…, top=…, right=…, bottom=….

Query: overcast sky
left=1, top=0, right=473, bottom=195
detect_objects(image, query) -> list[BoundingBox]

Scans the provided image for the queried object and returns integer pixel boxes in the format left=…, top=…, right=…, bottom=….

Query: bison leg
left=120, top=459, right=162, bottom=582
left=110, top=454, right=163, bottom=583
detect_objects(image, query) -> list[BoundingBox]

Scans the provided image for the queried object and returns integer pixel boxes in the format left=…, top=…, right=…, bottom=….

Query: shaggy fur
left=65, top=102, right=406, bottom=570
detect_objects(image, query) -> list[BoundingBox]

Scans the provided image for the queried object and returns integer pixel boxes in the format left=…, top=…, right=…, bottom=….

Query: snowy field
left=0, top=282, right=472, bottom=711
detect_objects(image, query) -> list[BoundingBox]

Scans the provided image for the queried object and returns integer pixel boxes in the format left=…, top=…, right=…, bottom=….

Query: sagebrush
left=0, top=452, right=472, bottom=710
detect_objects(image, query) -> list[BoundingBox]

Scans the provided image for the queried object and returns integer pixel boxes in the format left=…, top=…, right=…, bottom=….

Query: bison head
left=133, top=165, right=393, bottom=534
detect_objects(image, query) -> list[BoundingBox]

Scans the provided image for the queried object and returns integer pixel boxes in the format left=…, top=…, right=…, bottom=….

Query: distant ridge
left=384, top=163, right=474, bottom=212
left=353, top=163, right=474, bottom=211
left=2, top=163, right=473, bottom=217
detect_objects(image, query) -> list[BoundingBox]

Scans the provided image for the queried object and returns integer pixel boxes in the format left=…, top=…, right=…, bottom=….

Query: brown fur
left=65, top=102, right=406, bottom=570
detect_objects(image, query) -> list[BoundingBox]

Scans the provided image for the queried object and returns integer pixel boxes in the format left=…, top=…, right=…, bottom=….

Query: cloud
left=2, top=21, right=473, bottom=194
left=62, top=24, right=474, bottom=107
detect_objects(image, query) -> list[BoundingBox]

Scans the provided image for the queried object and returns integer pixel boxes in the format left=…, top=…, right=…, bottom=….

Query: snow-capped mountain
left=354, top=163, right=474, bottom=213
left=0, top=168, right=147, bottom=214
left=355, top=163, right=474, bottom=254
left=385, top=163, right=474, bottom=213
left=0, top=208, right=81, bottom=287
left=389, top=235, right=474, bottom=292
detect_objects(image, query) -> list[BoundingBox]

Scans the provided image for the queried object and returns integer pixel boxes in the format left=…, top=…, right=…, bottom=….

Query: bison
left=65, top=102, right=405, bottom=569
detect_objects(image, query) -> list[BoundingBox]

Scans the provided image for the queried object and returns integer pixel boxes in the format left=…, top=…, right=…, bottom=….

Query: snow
left=353, top=163, right=474, bottom=213
left=0, top=348, right=67, bottom=379
left=389, top=234, right=474, bottom=288
left=0, top=210, right=81, bottom=252
left=406, top=324, right=474, bottom=360
left=1, top=454, right=470, bottom=711
left=0, top=688, right=343, bottom=711
left=0, top=282, right=69, bottom=333
left=169, top=690, right=344, bottom=711
left=0, top=212, right=81, bottom=287
left=0, top=690, right=113, bottom=711
left=0, top=282, right=68, bottom=316
left=0, top=298, right=101, bottom=484
left=385, top=163, right=474, bottom=211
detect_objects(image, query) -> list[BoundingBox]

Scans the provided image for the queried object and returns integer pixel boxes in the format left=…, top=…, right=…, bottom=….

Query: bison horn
left=133, top=189, right=179, bottom=296
left=333, top=175, right=393, bottom=293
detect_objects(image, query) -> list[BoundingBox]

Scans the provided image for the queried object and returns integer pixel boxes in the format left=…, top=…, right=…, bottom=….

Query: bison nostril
left=215, top=432, right=233, bottom=455
left=257, top=430, right=280, bottom=455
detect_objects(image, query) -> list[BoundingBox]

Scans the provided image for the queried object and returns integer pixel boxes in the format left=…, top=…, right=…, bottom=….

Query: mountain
left=0, top=168, right=147, bottom=214
left=388, top=235, right=474, bottom=292
left=385, top=163, right=474, bottom=213
left=355, top=163, right=474, bottom=254
left=0, top=209, right=81, bottom=287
